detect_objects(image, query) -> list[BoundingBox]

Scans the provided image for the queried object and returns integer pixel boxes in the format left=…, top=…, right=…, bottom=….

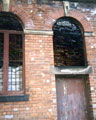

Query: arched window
left=0, top=12, right=24, bottom=96
left=53, top=17, right=86, bottom=66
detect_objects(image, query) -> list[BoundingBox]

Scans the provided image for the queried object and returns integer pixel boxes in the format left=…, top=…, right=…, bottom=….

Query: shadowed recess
left=0, top=12, right=23, bottom=31
left=53, top=17, right=86, bottom=66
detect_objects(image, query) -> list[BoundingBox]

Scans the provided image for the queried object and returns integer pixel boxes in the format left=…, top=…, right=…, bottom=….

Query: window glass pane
left=0, top=33, right=4, bottom=91
left=8, top=34, right=23, bottom=91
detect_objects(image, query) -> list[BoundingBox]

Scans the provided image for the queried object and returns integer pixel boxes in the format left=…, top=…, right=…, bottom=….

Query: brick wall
left=25, top=35, right=57, bottom=120
left=0, top=1, right=96, bottom=120
left=0, top=35, right=57, bottom=120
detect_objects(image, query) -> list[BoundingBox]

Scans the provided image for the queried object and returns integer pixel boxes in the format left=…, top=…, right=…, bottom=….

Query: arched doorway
left=0, top=12, right=24, bottom=96
left=53, top=17, right=91, bottom=120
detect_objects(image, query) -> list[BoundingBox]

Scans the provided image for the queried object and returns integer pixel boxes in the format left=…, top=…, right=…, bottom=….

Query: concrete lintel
left=24, top=29, right=53, bottom=36
left=84, top=32, right=95, bottom=37
left=24, top=29, right=94, bottom=37
left=51, top=66, right=92, bottom=75
left=2, top=0, right=10, bottom=12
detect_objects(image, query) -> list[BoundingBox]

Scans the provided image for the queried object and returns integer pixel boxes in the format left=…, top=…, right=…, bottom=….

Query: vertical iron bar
left=3, top=32, right=9, bottom=95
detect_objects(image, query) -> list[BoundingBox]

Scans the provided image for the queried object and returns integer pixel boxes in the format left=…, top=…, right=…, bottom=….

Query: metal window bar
left=8, top=34, right=23, bottom=91
left=0, top=33, right=4, bottom=91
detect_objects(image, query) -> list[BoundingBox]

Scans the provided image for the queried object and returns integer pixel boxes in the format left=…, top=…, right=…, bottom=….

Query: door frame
left=55, top=74, right=93, bottom=120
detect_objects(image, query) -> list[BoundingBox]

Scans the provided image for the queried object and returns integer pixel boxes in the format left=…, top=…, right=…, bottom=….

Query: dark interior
left=53, top=17, right=85, bottom=66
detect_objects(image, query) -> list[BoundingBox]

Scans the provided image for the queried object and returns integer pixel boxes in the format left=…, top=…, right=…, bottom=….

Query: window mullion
left=3, top=32, right=9, bottom=95
left=22, top=35, right=25, bottom=93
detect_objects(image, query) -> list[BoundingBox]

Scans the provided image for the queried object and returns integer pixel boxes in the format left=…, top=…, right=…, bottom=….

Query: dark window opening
left=0, top=12, right=24, bottom=96
left=53, top=17, right=86, bottom=66
left=8, top=34, right=23, bottom=91
left=0, top=12, right=23, bottom=31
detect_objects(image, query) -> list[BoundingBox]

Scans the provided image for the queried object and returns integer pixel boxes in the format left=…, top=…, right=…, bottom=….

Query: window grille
left=0, top=12, right=24, bottom=95
left=8, top=34, right=23, bottom=91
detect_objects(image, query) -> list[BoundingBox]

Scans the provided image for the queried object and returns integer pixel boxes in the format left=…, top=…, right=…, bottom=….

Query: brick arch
left=45, top=9, right=93, bottom=32
left=11, top=5, right=34, bottom=30
left=44, top=8, right=64, bottom=30
left=70, top=10, right=93, bottom=32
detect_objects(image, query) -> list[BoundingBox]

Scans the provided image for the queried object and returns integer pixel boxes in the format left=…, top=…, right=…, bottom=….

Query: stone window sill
left=51, top=66, right=92, bottom=75
left=0, top=94, right=29, bottom=102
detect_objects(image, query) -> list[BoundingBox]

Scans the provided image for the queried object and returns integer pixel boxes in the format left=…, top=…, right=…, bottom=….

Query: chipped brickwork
left=0, top=1, right=96, bottom=120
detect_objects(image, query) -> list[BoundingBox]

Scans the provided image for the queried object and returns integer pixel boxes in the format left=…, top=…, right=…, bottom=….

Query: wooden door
left=56, top=77, right=88, bottom=120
